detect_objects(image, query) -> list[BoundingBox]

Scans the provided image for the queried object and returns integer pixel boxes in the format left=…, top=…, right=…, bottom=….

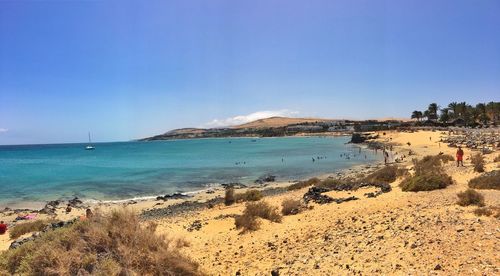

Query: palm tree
left=448, top=102, right=458, bottom=119
left=475, top=103, right=489, bottom=124
left=459, top=102, right=474, bottom=126
left=439, top=108, right=450, bottom=123
left=411, top=110, right=423, bottom=121
left=456, top=102, right=468, bottom=118
left=427, top=103, right=439, bottom=121
left=423, top=110, right=430, bottom=121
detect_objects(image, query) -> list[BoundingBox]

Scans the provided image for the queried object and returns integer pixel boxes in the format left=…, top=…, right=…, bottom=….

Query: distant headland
left=141, top=101, right=500, bottom=141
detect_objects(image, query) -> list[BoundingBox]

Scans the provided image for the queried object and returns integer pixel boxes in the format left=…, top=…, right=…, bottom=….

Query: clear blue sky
left=1, top=0, right=499, bottom=145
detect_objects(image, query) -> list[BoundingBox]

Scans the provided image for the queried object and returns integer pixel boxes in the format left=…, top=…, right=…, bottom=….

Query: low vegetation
left=0, top=209, right=203, bottom=276
left=224, top=187, right=236, bottom=205
left=315, top=178, right=349, bottom=190
left=235, top=189, right=263, bottom=202
left=471, top=153, right=485, bottom=173
left=400, top=155, right=453, bottom=192
left=456, top=189, right=485, bottom=207
left=400, top=174, right=453, bottom=192
left=287, top=177, right=321, bottom=191
left=468, top=171, right=500, bottom=190
left=9, top=220, right=50, bottom=240
left=413, top=155, right=454, bottom=175
left=494, top=155, right=500, bottom=163
left=362, top=166, right=407, bottom=183
left=281, top=198, right=304, bottom=216
left=473, top=206, right=500, bottom=218
left=235, top=201, right=282, bottom=232
left=225, top=188, right=265, bottom=206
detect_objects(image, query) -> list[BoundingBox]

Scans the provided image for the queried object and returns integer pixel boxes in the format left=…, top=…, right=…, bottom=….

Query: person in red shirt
left=456, top=146, right=464, bottom=167
left=0, top=221, right=7, bottom=235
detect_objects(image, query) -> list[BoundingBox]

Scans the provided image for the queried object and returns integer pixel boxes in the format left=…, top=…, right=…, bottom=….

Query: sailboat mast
left=88, top=132, right=91, bottom=144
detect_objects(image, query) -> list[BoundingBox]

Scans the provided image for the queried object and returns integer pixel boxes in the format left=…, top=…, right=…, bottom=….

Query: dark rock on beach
left=68, top=197, right=83, bottom=207
left=46, top=200, right=62, bottom=207
left=156, top=192, right=190, bottom=201
left=303, top=187, right=334, bottom=204
left=221, top=183, right=247, bottom=189
left=350, top=133, right=379, bottom=144
left=254, top=175, right=276, bottom=184
left=141, top=197, right=224, bottom=220
left=186, top=220, right=203, bottom=232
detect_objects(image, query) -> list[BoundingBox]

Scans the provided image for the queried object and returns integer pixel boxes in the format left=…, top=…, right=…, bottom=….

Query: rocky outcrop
left=255, top=175, right=276, bottom=184
left=156, top=192, right=190, bottom=201
left=303, top=187, right=359, bottom=205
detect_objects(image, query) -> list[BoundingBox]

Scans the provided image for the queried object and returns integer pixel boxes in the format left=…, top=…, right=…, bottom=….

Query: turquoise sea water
left=0, top=137, right=380, bottom=207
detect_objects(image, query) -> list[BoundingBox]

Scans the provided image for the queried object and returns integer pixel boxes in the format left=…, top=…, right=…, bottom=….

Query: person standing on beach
left=456, top=147, right=464, bottom=167
left=0, top=221, right=7, bottom=235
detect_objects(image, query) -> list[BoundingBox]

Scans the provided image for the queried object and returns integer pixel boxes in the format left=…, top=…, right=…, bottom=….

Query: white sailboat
left=85, top=132, right=95, bottom=150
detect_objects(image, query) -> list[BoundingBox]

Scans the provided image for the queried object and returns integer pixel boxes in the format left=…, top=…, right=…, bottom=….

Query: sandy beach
left=1, top=130, right=499, bottom=275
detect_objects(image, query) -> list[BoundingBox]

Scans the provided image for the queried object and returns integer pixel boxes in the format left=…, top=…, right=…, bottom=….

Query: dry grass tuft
left=9, top=220, right=50, bottom=240
left=315, top=178, right=356, bottom=190
left=363, top=166, right=407, bottom=183
left=471, top=153, right=485, bottom=173
left=494, top=155, right=500, bottom=163
left=235, top=189, right=263, bottom=202
left=234, top=214, right=260, bottom=232
left=224, top=187, right=236, bottom=206
left=287, top=177, right=321, bottom=191
left=456, top=189, right=485, bottom=207
left=468, top=171, right=500, bottom=190
left=473, top=205, right=500, bottom=218
left=281, top=198, right=305, bottom=216
left=413, top=155, right=453, bottom=175
left=235, top=201, right=282, bottom=232
left=0, top=209, right=203, bottom=275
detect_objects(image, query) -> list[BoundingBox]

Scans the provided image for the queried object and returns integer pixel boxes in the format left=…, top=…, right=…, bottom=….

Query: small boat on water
left=85, top=132, right=95, bottom=150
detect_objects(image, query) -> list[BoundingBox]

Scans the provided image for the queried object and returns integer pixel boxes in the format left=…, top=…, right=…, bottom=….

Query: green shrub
left=400, top=154, right=454, bottom=192
left=456, top=189, right=485, bottom=207
left=287, top=177, right=321, bottom=191
left=471, top=153, right=485, bottom=173
left=224, top=187, right=235, bottom=206
left=235, top=189, right=263, bottom=202
left=0, top=209, right=202, bottom=275
left=399, top=173, right=453, bottom=192
left=9, top=220, right=50, bottom=240
left=468, top=171, right=500, bottom=190
left=281, top=199, right=304, bottom=216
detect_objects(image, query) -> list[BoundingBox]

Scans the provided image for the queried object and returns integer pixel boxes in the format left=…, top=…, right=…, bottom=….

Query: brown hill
left=233, top=116, right=331, bottom=129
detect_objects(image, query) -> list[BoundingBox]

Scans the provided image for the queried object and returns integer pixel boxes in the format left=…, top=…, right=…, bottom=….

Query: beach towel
left=24, top=213, right=37, bottom=220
